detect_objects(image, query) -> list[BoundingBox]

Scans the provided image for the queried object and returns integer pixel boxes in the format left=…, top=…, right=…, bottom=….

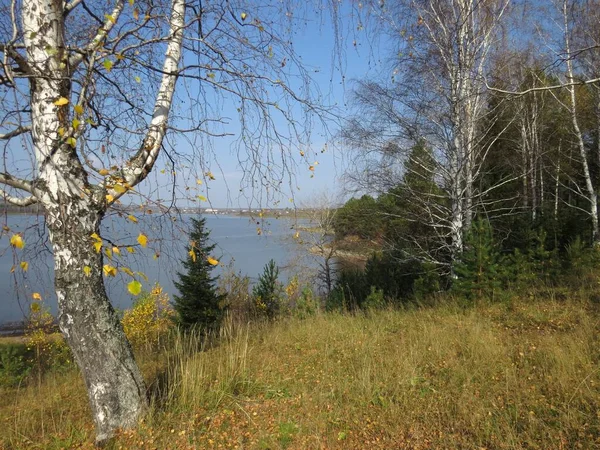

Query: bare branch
left=0, top=125, right=31, bottom=140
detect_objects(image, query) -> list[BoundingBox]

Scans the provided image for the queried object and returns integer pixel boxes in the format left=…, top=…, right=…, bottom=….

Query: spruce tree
left=252, top=259, right=282, bottom=319
left=452, top=218, right=503, bottom=300
left=173, top=217, right=226, bottom=331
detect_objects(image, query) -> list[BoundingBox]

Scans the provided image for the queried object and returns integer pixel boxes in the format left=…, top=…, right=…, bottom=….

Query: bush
left=218, top=269, right=253, bottom=324
left=122, top=283, right=174, bottom=351
left=363, top=286, right=385, bottom=310
left=0, top=344, right=32, bottom=387
left=25, top=300, right=72, bottom=376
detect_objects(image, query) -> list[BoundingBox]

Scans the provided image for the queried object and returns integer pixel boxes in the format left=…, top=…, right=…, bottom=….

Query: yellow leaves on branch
left=137, top=233, right=148, bottom=247
left=83, top=266, right=92, bottom=277
left=53, top=97, right=69, bottom=106
left=20, top=261, right=28, bottom=271
left=188, top=248, right=197, bottom=262
left=103, top=264, right=117, bottom=277
left=207, top=256, right=219, bottom=266
left=127, top=280, right=142, bottom=296
left=91, top=232, right=102, bottom=253
left=127, top=214, right=138, bottom=223
left=32, top=292, right=42, bottom=301
left=10, top=234, right=24, bottom=249
left=74, top=104, right=84, bottom=115
left=121, top=267, right=134, bottom=276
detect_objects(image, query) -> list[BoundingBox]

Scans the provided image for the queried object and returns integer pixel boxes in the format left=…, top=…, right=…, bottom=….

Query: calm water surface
left=0, top=214, right=308, bottom=325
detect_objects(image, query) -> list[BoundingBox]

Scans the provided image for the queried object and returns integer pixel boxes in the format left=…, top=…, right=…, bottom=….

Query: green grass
left=1, top=296, right=600, bottom=449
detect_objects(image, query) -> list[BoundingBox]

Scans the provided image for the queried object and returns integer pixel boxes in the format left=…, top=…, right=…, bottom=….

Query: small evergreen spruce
left=252, top=259, right=282, bottom=319
left=452, top=218, right=503, bottom=300
left=173, top=217, right=226, bottom=331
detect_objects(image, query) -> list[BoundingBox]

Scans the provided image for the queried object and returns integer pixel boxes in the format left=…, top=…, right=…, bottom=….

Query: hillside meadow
left=1, top=291, right=600, bottom=449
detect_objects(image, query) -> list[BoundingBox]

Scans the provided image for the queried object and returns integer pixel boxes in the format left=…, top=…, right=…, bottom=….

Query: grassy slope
left=1, top=297, right=600, bottom=449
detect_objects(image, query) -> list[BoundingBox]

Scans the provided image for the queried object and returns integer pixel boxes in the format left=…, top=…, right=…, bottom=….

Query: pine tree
left=452, top=218, right=503, bottom=300
left=173, top=217, right=226, bottom=331
left=252, top=259, right=282, bottom=319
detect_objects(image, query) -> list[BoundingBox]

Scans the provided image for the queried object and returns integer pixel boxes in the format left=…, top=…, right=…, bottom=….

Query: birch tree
left=343, top=0, right=510, bottom=270
left=0, top=0, right=332, bottom=443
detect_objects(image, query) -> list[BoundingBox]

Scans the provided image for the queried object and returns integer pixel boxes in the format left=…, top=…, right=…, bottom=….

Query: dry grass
left=1, top=297, right=600, bottom=449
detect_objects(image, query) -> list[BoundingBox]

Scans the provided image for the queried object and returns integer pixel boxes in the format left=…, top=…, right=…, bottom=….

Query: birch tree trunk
left=46, top=205, right=146, bottom=444
left=563, top=0, right=600, bottom=244
left=18, top=0, right=184, bottom=443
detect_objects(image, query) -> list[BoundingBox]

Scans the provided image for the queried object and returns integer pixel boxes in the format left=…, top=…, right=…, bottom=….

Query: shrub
left=24, top=300, right=72, bottom=376
left=218, top=269, right=253, bottom=324
left=122, top=283, right=174, bottom=350
left=0, top=344, right=32, bottom=387
left=363, top=286, right=386, bottom=310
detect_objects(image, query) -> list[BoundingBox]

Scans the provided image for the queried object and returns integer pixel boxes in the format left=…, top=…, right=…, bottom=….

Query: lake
left=0, top=213, right=314, bottom=326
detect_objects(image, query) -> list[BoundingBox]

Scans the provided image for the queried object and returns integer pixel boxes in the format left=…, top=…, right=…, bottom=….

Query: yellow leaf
left=294, top=231, right=300, bottom=239
left=137, top=271, right=149, bottom=282
left=58, top=127, right=65, bottom=137
left=10, top=265, right=15, bottom=273
left=83, top=266, right=91, bottom=277
left=104, top=247, right=112, bottom=259
left=197, top=195, right=207, bottom=202
left=309, top=165, right=315, bottom=171
left=66, top=137, right=76, bottom=147
left=129, top=0, right=134, bottom=5
left=133, top=8, right=139, bottom=20
left=32, top=292, right=42, bottom=301
left=112, top=246, right=120, bottom=255
left=105, top=14, right=116, bottom=23
left=72, top=118, right=80, bottom=129
left=98, top=168, right=110, bottom=176
left=206, top=171, right=215, bottom=180
left=300, top=151, right=305, bottom=156
left=20, top=261, right=28, bottom=271
left=103, top=59, right=113, bottom=72
left=134, top=76, right=141, bottom=83
left=127, top=215, right=138, bottom=223
left=74, top=104, right=84, bottom=115
left=207, top=256, right=219, bottom=266
left=106, top=194, right=114, bottom=203
left=207, top=72, right=215, bottom=79
left=54, top=97, right=69, bottom=106
left=188, top=248, right=197, bottom=262
left=113, top=184, right=127, bottom=194
left=196, top=179, right=203, bottom=185
left=241, top=12, right=247, bottom=20
left=128, top=280, right=142, bottom=296
left=153, top=253, right=160, bottom=260
left=10, top=234, right=24, bottom=249
left=103, top=264, right=117, bottom=277
left=120, top=267, right=134, bottom=276
left=137, top=233, right=148, bottom=247
left=93, top=241, right=102, bottom=253
left=126, top=246, right=135, bottom=253
left=90, top=232, right=101, bottom=241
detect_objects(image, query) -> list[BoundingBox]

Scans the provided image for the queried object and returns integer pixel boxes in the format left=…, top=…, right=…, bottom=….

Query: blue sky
left=140, top=4, right=387, bottom=209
